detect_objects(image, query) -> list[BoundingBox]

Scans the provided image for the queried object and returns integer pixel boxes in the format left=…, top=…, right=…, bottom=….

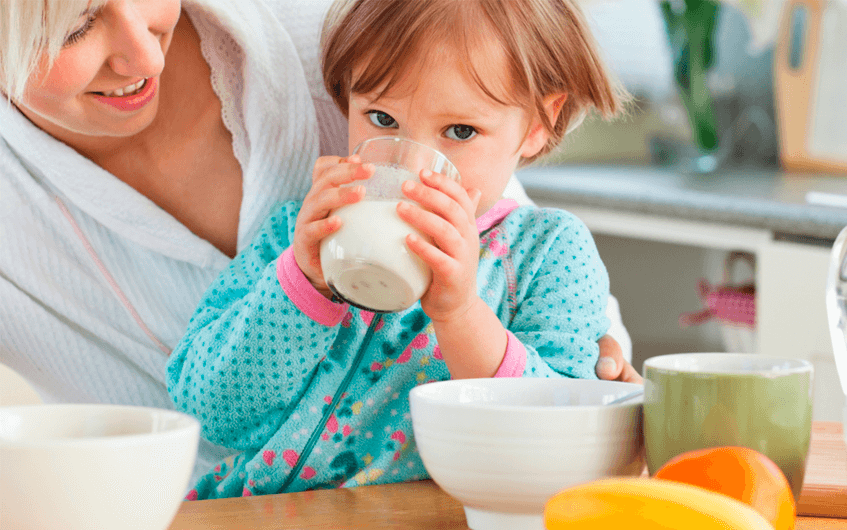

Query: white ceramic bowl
left=409, top=378, right=645, bottom=530
left=0, top=404, right=200, bottom=530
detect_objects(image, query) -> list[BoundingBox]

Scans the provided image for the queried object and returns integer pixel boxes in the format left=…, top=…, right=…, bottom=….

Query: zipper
left=280, top=313, right=382, bottom=491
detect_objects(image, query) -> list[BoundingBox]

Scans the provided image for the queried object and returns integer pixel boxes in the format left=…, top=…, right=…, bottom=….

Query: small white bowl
left=0, top=404, right=199, bottom=530
left=409, top=378, right=645, bottom=530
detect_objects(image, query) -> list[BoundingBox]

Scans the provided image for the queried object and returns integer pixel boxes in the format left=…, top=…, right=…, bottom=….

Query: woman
left=0, top=0, right=639, bottom=482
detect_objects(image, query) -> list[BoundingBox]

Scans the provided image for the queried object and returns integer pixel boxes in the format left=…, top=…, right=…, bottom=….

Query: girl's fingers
left=301, top=216, right=342, bottom=242
left=296, top=217, right=343, bottom=268
left=312, top=154, right=363, bottom=178
left=311, top=156, right=344, bottom=180
left=300, top=185, right=365, bottom=228
left=420, top=170, right=477, bottom=221
left=401, top=181, right=467, bottom=233
left=344, top=162, right=375, bottom=185
left=312, top=159, right=374, bottom=195
left=304, top=160, right=371, bottom=221
left=405, top=231, right=456, bottom=276
left=320, top=184, right=366, bottom=211
left=397, top=200, right=465, bottom=257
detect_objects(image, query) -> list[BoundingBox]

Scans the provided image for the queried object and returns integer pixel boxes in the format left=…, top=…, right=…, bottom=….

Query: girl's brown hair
left=321, top=0, right=629, bottom=162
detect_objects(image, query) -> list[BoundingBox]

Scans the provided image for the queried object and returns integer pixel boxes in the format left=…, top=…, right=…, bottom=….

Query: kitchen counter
left=516, top=164, right=847, bottom=422
left=517, top=165, right=847, bottom=242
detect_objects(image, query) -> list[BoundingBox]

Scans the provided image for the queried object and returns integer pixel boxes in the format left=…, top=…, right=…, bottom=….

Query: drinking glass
left=320, top=137, right=460, bottom=313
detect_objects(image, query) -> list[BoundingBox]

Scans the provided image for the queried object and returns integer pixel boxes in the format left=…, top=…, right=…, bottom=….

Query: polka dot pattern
left=168, top=202, right=610, bottom=500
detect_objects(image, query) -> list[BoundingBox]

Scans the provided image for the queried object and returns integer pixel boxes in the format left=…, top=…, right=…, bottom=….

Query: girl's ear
left=519, top=93, right=568, bottom=159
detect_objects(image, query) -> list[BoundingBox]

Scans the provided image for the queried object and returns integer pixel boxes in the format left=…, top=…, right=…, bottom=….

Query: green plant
left=660, top=0, right=722, bottom=152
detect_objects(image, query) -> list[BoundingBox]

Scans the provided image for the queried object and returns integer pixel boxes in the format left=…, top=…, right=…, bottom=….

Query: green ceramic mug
left=643, top=353, right=814, bottom=500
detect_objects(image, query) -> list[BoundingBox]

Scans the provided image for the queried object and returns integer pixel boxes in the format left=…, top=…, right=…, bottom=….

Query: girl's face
left=15, top=0, right=181, bottom=143
left=348, top=44, right=552, bottom=218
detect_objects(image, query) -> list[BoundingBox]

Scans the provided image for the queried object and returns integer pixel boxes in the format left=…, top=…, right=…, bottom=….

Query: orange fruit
left=654, top=446, right=796, bottom=530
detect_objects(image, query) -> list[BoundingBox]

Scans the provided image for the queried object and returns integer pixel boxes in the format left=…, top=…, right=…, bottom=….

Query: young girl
left=168, top=0, right=627, bottom=499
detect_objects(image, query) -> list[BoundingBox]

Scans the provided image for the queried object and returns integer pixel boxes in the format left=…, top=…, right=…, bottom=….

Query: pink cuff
left=494, top=330, right=527, bottom=378
left=276, top=248, right=349, bottom=326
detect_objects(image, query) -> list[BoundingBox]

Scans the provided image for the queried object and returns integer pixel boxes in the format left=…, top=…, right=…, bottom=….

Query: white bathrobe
left=0, top=0, right=348, bottom=480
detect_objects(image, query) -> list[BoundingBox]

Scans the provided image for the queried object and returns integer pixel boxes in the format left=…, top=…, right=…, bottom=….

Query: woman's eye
left=63, top=13, right=98, bottom=47
left=367, top=111, right=398, bottom=128
left=445, top=124, right=477, bottom=141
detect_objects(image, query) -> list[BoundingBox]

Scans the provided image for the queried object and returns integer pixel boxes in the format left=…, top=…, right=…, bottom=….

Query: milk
left=320, top=168, right=433, bottom=312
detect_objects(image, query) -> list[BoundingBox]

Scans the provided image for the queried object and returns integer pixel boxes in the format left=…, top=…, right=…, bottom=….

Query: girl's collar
left=476, top=199, right=519, bottom=233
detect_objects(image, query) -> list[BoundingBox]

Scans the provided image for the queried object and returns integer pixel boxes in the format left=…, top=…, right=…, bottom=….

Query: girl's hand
left=397, top=169, right=482, bottom=322
left=293, top=155, right=373, bottom=297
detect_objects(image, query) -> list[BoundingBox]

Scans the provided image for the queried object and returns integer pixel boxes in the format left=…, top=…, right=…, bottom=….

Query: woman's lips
left=91, top=77, right=157, bottom=112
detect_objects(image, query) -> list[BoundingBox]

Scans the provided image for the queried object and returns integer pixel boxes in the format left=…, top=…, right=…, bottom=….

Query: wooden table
left=799, top=422, right=847, bottom=519
left=169, top=422, right=847, bottom=529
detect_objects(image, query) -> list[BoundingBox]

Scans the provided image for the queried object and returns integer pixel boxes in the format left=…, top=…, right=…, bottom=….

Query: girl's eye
left=367, top=111, right=398, bottom=129
left=445, top=124, right=477, bottom=141
left=63, top=13, right=98, bottom=47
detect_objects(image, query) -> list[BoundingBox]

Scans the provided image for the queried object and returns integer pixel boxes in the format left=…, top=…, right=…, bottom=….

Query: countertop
left=516, top=165, right=847, bottom=242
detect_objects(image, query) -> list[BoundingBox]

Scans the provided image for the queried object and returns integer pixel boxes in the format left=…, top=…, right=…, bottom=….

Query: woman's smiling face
left=16, top=0, right=181, bottom=141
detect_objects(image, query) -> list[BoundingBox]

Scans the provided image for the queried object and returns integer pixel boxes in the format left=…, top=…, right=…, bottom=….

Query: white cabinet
left=757, top=240, right=842, bottom=423
left=529, top=200, right=845, bottom=422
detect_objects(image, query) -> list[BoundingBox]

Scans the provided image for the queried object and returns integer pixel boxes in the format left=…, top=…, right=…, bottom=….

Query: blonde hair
left=0, top=0, right=104, bottom=101
left=322, top=0, right=629, bottom=162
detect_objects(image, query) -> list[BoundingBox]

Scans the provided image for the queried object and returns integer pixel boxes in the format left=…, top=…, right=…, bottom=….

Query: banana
left=544, top=477, right=776, bottom=530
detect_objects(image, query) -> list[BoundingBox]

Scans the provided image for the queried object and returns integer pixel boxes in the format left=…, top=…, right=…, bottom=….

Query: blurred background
left=517, top=0, right=847, bottom=420
left=550, top=0, right=790, bottom=169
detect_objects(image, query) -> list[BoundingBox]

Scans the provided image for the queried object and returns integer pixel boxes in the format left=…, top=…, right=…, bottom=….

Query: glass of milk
left=320, top=137, right=460, bottom=312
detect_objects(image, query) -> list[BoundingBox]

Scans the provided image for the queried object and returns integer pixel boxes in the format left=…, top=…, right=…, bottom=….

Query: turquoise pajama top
left=167, top=199, right=610, bottom=499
